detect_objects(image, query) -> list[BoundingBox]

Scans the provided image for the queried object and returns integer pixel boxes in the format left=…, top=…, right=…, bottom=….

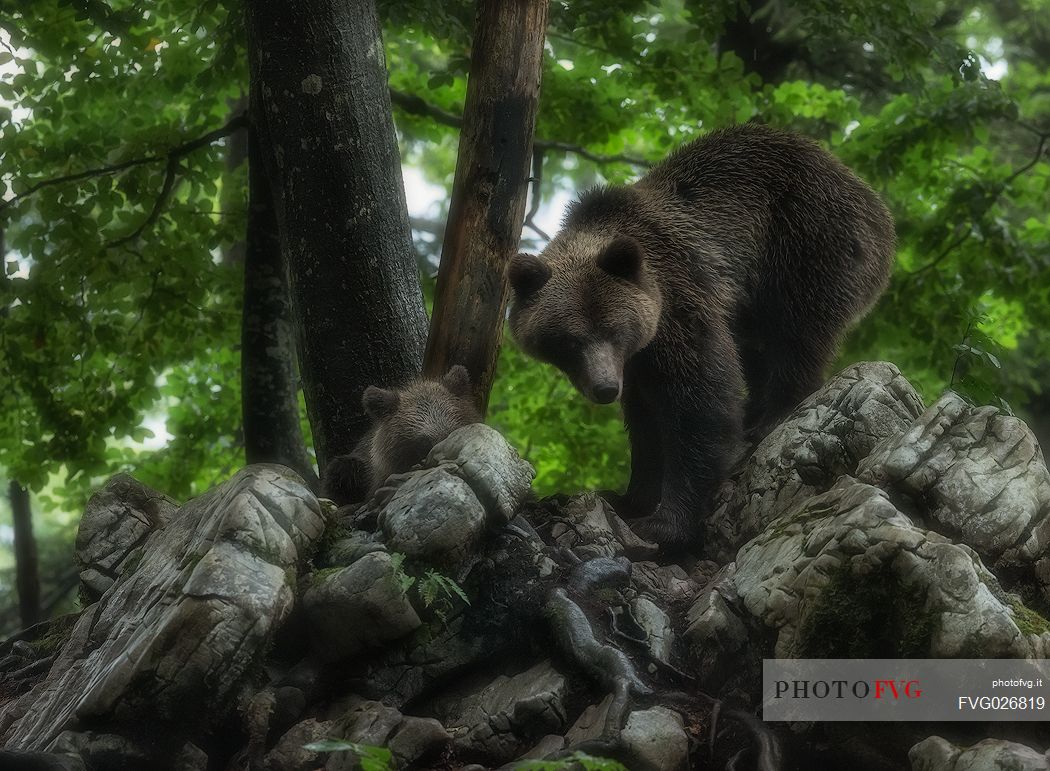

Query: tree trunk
left=222, top=94, right=248, bottom=266
left=9, top=481, right=40, bottom=629
left=246, top=0, right=428, bottom=470
left=423, top=0, right=550, bottom=413
left=240, top=110, right=320, bottom=492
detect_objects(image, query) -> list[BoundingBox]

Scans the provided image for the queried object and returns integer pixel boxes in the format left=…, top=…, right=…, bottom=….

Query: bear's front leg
left=629, top=331, right=744, bottom=549
left=606, top=374, right=664, bottom=519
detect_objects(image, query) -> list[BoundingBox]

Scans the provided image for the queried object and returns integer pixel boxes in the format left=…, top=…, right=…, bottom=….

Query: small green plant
left=388, top=554, right=471, bottom=623
left=513, top=751, right=629, bottom=770
left=303, top=740, right=394, bottom=771
left=389, top=552, right=416, bottom=595
left=418, top=568, right=470, bottom=608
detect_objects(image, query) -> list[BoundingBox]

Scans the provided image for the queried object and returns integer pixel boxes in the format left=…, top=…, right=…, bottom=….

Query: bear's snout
left=580, top=342, right=623, bottom=404
left=591, top=381, right=621, bottom=404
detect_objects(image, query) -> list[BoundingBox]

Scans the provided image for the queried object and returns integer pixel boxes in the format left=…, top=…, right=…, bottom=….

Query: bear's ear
left=597, top=236, right=644, bottom=282
left=362, top=386, right=399, bottom=420
left=441, top=365, right=472, bottom=397
left=508, top=253, right=551, bottom=298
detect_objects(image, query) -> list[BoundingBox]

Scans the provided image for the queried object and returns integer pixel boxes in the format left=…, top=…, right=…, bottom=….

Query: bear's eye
left=538, top=332, right=580, bottom=354
left=535, top=333, right=582, bottom=373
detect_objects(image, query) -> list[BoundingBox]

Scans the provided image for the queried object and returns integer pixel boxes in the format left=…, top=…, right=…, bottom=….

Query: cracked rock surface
left=301, top=551, right=422, bottom=662
left=858, top=392, right=1050, bottom=601
left=910, top=736, right=1050, bottom=771
left=706, top=361, right=926, bottom=561
left=439, top=660, right=568, bottom=763
left=74, top=473, right=179, bottom=602
left=2, top=465, right=324, bottom=754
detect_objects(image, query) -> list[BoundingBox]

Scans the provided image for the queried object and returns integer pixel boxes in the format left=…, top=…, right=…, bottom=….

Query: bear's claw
left=628, top=511, right=695, bottom=550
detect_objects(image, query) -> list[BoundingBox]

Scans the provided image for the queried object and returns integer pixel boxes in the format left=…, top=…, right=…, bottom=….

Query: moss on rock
left=798, top=563, right=934, bottom=658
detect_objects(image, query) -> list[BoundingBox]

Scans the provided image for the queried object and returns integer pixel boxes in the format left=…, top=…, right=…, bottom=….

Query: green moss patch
left=798, top=563, right=934, bottom=658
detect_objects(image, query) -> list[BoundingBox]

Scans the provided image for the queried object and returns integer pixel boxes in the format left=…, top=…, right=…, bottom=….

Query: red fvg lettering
left=874, top=680, right=922, bottom=698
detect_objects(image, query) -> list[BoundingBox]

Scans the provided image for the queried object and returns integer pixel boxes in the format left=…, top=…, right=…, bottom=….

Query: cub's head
left=507, top=233, right=662, bottom=404
left=363, top=365, right=482, bottom=476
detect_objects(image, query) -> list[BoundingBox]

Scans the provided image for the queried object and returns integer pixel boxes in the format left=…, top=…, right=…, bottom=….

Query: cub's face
left=507, top=234, right=662, bottom=404
left=363, top=366, right=481, bottom=477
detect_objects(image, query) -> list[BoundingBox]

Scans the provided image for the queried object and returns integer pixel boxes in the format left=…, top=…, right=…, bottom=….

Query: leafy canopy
left=1, top=0, right=1048, bottom=617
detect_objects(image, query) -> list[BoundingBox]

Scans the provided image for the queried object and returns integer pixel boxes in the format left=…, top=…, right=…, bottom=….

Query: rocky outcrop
left=74, top=473, right=179, bottom=602
left=3, top=365, right=1050, bottom=771
left=910, top=736, right=1050, bottom=771
left=1, top=465, right=325, bottom=756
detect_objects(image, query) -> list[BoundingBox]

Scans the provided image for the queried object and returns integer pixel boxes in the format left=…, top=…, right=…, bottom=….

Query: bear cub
left=508, top=123, right=895, bottom=549
left=322, top=366, right=481, bottom=506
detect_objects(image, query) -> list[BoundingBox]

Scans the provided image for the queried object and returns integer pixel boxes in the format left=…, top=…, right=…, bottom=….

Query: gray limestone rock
left=302, top=551, right=421, bottom=662
left=706, top=361, right=925, bottom=560
left=2, top=465, right=324, bottom=753
left=74, top=473, right=179, bottom=602
left=910, top=736, right=1050, bottom=771
left=442, top=660, right=568, bottom=763
left=550, top=493, right=659, bottom=561
left=631, top=595, right=675, bottom=665
left=379, top=467, right=487, bottom=567
left=562, top=695, right=613, bottom=746
left=631, top=561, right=701, bottom=605
left=620, top=706, right=690, bottom=771
left=859, top=392, right=1050, bottom=600
left=427, top=424, right=536, bottom=527
left=260, top=718, right=335, bottom=771
left=387, top=715, right=450, bottom=766
left=732, top=478, right=1039, bottom=658
left=684, top=564, right=748, bottom=685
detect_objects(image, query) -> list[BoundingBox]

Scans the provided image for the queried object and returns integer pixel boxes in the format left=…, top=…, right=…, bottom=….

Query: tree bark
left=222, top=93, right=248, bottom=266
left=9, top=481, right=41, bottom=629
left=246, top=0, right=428, bottom=470
left=423, top=0, right=550, bottom=413
left=240, top=111, right=320, bottom=492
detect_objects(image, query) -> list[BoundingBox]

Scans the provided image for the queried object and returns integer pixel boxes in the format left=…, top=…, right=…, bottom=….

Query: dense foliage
left=1, top=0, right=1048, bottom=626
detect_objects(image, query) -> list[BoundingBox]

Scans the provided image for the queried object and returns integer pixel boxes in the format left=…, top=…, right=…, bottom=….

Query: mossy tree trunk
left=246, top=0, right=428, bottom=470
left=240, top=104, right=320, bottom=491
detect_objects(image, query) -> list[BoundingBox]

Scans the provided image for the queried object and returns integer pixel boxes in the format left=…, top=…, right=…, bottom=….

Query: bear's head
left=507, top=233, right=663, bottom=404
left=363, top=365, right=481, bottom=480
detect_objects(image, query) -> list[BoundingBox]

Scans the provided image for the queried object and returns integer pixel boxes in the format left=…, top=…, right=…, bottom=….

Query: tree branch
left=523, top=149, right=550, bottom=242
left=907, top=128, right=1047, bottom=279
left=905, top=230, right=972, bottom=280
left=532, top=138, right=649, bottom=168
left=1004, top=131, right=1048, bottom=186
left=390, top=87, right=650, bottom=168
left=389, top=88, right=463, bottom=129
left=105, top=156, right=181, bottom=248
left=1, top=112, right=248, bottom=215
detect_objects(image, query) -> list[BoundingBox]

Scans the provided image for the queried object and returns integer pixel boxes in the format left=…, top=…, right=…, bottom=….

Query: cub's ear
left=508, top=253, right=551, bottom=297
left=597, top=236, right=644, bottom=281
left=362, top=386, right=399, bottom=420
left=441, top=364, right=472, bottom=397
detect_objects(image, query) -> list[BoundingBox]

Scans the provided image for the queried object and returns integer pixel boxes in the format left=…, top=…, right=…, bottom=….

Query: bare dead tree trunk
left=246, top=0, right=428, bottom=470
left=423, top=0, right=550, bottom=413
left=240, top=112, right=320, bottom=492
left=9, top=481, right=40, bottom=629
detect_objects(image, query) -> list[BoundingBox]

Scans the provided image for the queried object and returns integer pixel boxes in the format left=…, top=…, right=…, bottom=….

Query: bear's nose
left=592, top=382, right=620, bottom=403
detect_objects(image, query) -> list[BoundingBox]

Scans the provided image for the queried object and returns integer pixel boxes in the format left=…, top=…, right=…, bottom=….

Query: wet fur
left=508, top=124, right=895, bottom=548
left=321, top=366, right=482, bottom=505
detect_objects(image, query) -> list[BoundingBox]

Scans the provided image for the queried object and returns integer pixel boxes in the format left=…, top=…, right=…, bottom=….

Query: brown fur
left=321, top=366, right=482, bottom=505
left=508, top=123, right=895, bottom=548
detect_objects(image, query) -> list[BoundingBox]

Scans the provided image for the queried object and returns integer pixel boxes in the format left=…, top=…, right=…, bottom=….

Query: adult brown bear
left=507, top=123, right=894, bottom=549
